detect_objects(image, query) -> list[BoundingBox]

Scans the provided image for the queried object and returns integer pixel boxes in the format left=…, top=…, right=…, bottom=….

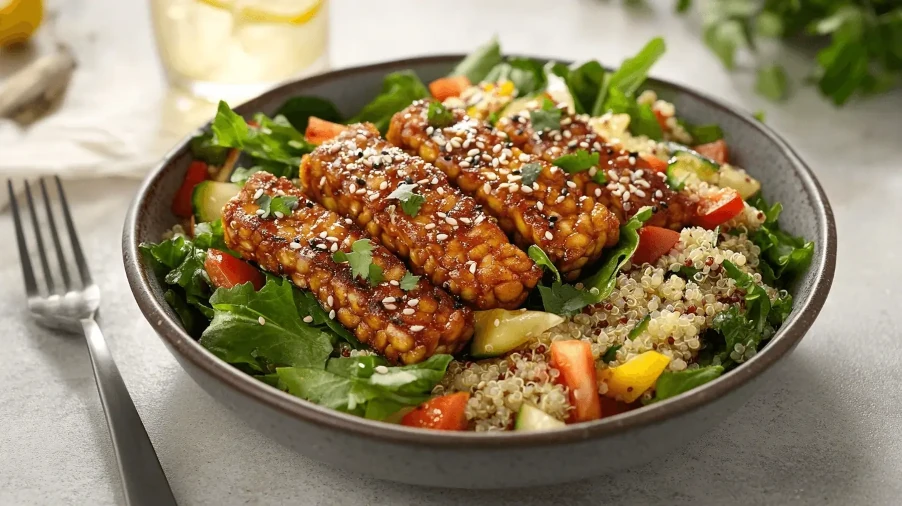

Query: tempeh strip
left=387, top=100, right=619, bottom=279
left=496, top=110, right=694, bottom=230
left=299, top=123, right=541, bottom=309
left=222, top=172, right=474, bottom=364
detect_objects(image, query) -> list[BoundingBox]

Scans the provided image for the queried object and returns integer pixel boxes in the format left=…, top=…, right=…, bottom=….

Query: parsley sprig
left=387, top=183, right=426, bottom=217
left=529, top=98, right=562, bottom=132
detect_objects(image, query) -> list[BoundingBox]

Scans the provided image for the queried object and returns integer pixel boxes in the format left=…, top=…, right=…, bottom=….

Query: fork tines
left=8, top=177, right=92, bottom=296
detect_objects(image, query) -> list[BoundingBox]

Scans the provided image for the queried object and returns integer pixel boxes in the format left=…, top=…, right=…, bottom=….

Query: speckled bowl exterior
left=123, top=56, right=836, bottom=489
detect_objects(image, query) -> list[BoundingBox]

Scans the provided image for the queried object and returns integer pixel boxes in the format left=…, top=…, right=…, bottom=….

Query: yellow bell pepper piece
left=601, top=351, right=671, bottom=403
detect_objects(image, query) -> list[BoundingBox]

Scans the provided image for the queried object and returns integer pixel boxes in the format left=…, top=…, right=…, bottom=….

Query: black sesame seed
left=549, top=216, right=558, bottom=222
left=511, top=169, right=521, bottom=175
left=405, top=177, right=414, bottom=184
left=305, top=202, right=314, bottom=208
left=443, top=155, right=452, bottom=161
left=356, top=178, right=365, bottom=185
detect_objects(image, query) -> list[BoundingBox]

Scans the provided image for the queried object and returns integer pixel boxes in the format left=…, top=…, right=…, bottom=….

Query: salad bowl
left=123, top=54, right=835, bottom=488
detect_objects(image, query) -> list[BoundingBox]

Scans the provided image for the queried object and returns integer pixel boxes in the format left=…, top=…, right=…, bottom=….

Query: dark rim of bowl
left=123, top=54, right=836, bottom=448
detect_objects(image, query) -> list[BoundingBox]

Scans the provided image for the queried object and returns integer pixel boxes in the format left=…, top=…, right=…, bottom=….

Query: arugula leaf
left=679, top=120, right=724, bottom=144
left=711, top=306, right=768, bottom=365
left=538, top=282, right=598, bottom=316
left=387, top=183, right=426, bottom=217
left=529, top=98, right=562, bottom=132
left=286, top=280, right=362, bottom=349
left=164, top=289, right=207, bottom=338
left=333, top=239, right=383, bottom=286
left=450, top=37, right=503, bottom=83
left=528, top=245, right=561, bottom=283
left=200, top=279, right=334, bottom=372
left=269, top=196, right=299, bottom=218
left=628, top=315, right=650, bottom=340
left=593, top=38, right=666, bottom=116
left=427, top=101, right=454, bottom=128
left=651, top=365, right=724, bottom=402
left=190, top=132, right=230, bottom=166
left=275, top=96, right=342, bottom=132
left=212, top=102, right=312, bottom=168
left=601, top=344, right=622, bottom=363
left=746, top=193, right=814, bottom=285
left=546, top=60, right=606, bottom=114
left=519, top=162, right=543, bottom=187
left=350, top=71, right=430, bottom=133
left=756, top=64, right=789, bottom=101
left=400, top=271, right=420, bottom=291
left=276, top=354, right=453, bottom=420
left=140, top=235, right=192, bottom=273
left=552, top=150, right=599, bottom=174
left=582, top=207, right=654, bottom=301
left=630, top=102, right=664, bottom=140
left=141, top=236, right=214, bottom=328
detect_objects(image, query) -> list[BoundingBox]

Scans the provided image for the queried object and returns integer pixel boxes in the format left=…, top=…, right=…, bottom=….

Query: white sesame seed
left=349, top=184, right=357, bottom=193
left=258, top=316, right=266, bottom=325
left=410, top=325, right=425, bottom=332
left=566, top=181, right=577, bottom=189
left=389, top=280, right=400, bottom=286
left=521, top=185, right=533, bottom=194
left=460, top=161, right=471, bottom=168
left=469, top=262, right=477, bottom=274
left=255, top=209, right=265, bottom=216
left=595, top=188, right=602, bottom=197
left=436, top=233, right=449, bottom=241
left=467, top=148, right=480, bottom=157
left=402, top=308, right=415, bottom=315
left=425, top=223, right=436, bottom=230
left=320, top=176, right=327, bottom=186
left=382, top=296, right=396, bottom=304
left=273, top=211, right=284, bottom=219
left=623, top=202, right=632, bottom=211
left=253, top=189, right=264, bottom=200
left=302, top=316, right=313, bottom=323
left=494, top=319, right=500, bottom=327
left=518, top=153, right=530, bottom=162
left=345, top=218, right=353, bottom=224
left=330, top=243, right=338, bottom=252
left=384, top=304, right=397, bottom=311
left=545, top=231, right=554, bottom=240
left=460, top=217, right=472, bottom=224
left=655, top=190, right=664, bottom=198
left=290, top=242, right=301, bottom=250
left=623, top=192, right=631, bottom=201
left=483, top=182, right=492, bottom=194
left=329, top=310, right=336, bottom=319
left=635, top=189, right=647, bottom=198
left=431, top=177, right=439, bottom=185
left=408, top=298, right=419, bottom=306
left=379, top=181, right=388, bottom=190
left=316, top=243, right=328, bottom=250
left=537, top=201, right=544, bottom=211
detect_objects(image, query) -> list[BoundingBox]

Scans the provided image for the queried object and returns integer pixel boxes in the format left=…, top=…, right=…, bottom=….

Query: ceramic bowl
left=123, top=55, right=836, bottom=489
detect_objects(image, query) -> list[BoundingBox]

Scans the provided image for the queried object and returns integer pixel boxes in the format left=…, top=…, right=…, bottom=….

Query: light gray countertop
left=1, top=1, right=901, bottom=504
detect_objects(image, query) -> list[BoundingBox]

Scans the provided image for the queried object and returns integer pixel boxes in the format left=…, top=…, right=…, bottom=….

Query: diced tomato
left=653, top=109, right=668, bottom=131
left=692, top=188, right=744, bottom=229
left=640, top=154, right=668, bottom=173
left=172, top=161, right=209, bottom=218
left=401, top=392, right=469, bottom=430
left=550, top=340, right=602, bottom=423
left=633, top=226, right=681, bottom=265
left=204, top=249, right=265, bottom=290
left=428, top=75, right=471, bottom=102
left=305, top=117, right=348, bottom=144
left=694, top=139, right=729, bottom=165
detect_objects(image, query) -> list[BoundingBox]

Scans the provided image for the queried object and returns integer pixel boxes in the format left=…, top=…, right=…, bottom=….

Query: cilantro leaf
left=528, top=245, right=561, bottom=283
left=427, top=101, right=455, bottom=128
left=400, top=271, right=420, bottom=291
left=269, top=196, right=299, bottom=218
left=529, top=98, right=562, bottom=132
left=519, top=162, right=543, bottom=187
left=450, top=37, right=503, bottom=83
left=350, top=71, right=430, bottom=133
left=601, top=344, right=622, bottom=363
left=199, top=279, right=334, bottom=372
left=387, top=183, right=426, bottom=217
left=650, top=365, right=724, bottom=403
left=756, top=64, right=789, bottom=101
left=628, top=315, right=650, bottom=340
left=255, top=194, right=272, bottom=218
left=333, top=239, right=383, bottom=286
left=538, top=282, right=598, bottom=316
left=552, top=150, right=599, bottom=174
left=275, top=354, right=453, bottom=420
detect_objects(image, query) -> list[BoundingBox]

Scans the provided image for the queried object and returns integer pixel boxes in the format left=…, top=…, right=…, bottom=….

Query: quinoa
left=440, top=222, right=780, bottom=429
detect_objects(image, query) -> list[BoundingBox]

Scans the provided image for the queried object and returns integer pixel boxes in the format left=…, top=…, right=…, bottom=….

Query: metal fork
left=8, top=177, right=177, bottom=506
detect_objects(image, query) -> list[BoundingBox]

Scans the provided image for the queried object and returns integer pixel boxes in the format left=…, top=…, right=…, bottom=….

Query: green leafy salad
left=141, top=37, right=814, bottom=432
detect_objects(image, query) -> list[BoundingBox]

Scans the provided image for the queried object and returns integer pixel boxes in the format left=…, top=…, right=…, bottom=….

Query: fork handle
left=81, top=318, right=178, bottom=506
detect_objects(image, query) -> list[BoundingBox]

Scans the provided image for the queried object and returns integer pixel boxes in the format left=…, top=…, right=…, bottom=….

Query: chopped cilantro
left=628, top=315, right=650, bottom=340
left=399, top=271, right=420, bottom=291
left=537, top=282, right=597, bottom=316
left=529, top=98, right=562, bottom=132
left=387, top=183, right=426, bottom=217
left=527, top=245, right=561, bottom=283
left=332, top=239, right=383, bottom=286
left=270, top=196, right=299, bottom=218
left=427, top=101, right=454, bottom=128
left=552, top=149, right=600, bottom=174
left=519, top=162, right=543, bottom=187
left=255, top=194, right=272, bottom=218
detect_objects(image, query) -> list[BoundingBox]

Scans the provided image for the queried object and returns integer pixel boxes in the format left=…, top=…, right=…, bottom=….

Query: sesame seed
left=436, top=233, right=449, bottom=241
left=425, top=223, right=436, bottom=230
left=316, top=243, right=328, bottom=250
left=408, top=298, right=419, bottom=306
left=320, top=176, right=326, bottom=186
left=274, top=211, right=284, bottom=219
left=635, top=189, right=647, bottom=198
left=329, top=310, right=336, bottom=319
left=595, top=188, right=602, bottom=197
left=253, top=189, right=264, bottom=200
left=537, top=201, right=544, bottom=211
left=302, top=316, right=313, bottom=323
left=483, top=182, right=492, bottom=194
left=345, top=219, right=353, bottom=224
left=255, top=209, right=265, bottom=216
left=545, top=231, right=554, bottom=240
left=410, top=325, right=425, bottom=332
left=655, top=190, right=664, bottom=198
left=384, top=304, right=397, bottom=310
left=518, top=153, right=530, bottom=162
left=445, top=217, right=458, bottom=226
left=379, top=181, right=388, bottom=190
left=402, top=308, right=415, bottom=315
left=467, top=148, right=480, bottom=157
left=460, top=161, right=471, bottom=168
left=469, top=262, right=477, bottom=274
left=521, top=185, right=533, bottom=194
left=431, top=177, right=439, bottom=185
left=566, top=181, right=577, bottom=189
left=290, top=242, right=301, bottom=250
left=258, top=316, right=266, bottom=325
left=494, top=319, right=500, bottom=327
left=349, top=184, right=357, bottom=193
left=389, top=280, right=400, bottom=286
left=623, top=192, right=631, bottom=201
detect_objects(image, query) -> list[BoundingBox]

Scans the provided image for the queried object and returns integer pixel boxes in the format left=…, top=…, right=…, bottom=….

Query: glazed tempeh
left=299, top=123, right=541, bottom=309
left=496, top=111, right=694, bottom=230
left=387, top=100, right=619, bottom=279
left=222, top=172, right=474, bottom=364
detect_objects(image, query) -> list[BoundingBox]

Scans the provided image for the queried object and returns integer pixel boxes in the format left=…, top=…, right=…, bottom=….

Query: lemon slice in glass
left=195, top=0, right=323, bottom=25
